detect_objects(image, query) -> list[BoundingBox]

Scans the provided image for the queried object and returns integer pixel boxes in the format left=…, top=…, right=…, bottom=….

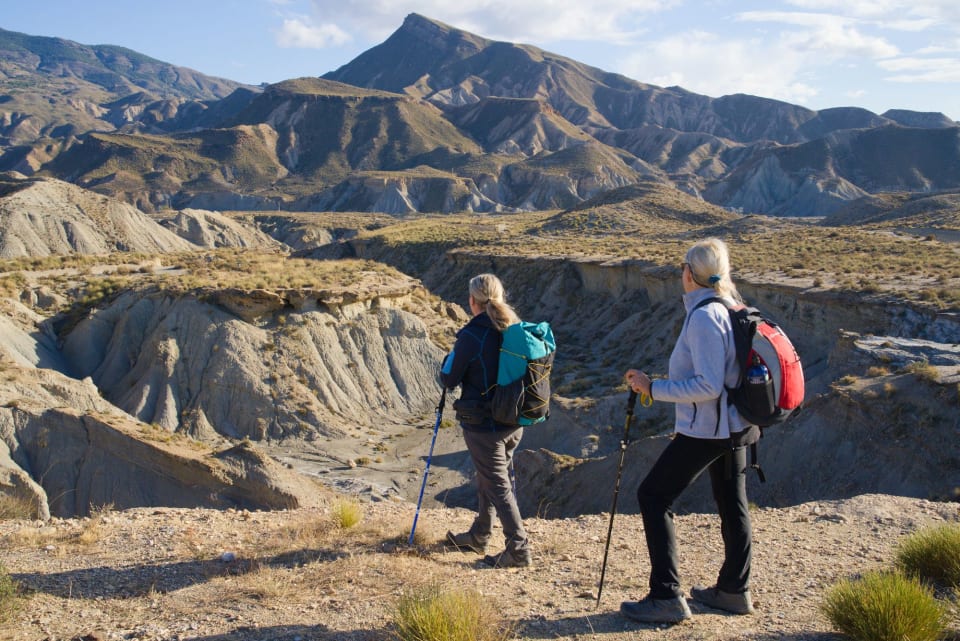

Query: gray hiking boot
left=445, top=530, right=488, bottom=554
left=690, top=585, right=755, bottom=614
left=619, top=595, right=692, bottom=623
left=481, top=548, right=532, bottom=568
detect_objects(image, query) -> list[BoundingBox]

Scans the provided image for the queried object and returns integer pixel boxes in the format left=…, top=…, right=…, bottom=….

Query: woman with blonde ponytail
left=440, top=273, right=531, bottom=568
left=469, top=273, right=520, bottom=331
left=620, top=238, right=756, bottom=623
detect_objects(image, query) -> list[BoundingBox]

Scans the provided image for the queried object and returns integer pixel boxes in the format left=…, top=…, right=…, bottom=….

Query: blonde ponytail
left=469, top=273, right=520, bottom=331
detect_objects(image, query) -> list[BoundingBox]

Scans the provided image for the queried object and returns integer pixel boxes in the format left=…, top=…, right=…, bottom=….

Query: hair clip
left=708, top=275, right=721, bottom=285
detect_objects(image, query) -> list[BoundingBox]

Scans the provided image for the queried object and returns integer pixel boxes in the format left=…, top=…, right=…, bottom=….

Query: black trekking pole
left=408, top=388, right=447, bottom=546
left=596, top=389, right=638, bottom=607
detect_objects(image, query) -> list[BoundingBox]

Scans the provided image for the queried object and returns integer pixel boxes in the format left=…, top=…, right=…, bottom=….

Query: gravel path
left=1, top=493, right=958, bottom=641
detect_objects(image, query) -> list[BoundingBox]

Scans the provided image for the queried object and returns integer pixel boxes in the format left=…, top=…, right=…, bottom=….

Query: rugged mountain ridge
left=0, top=26, right=253, bottom=153
left=0, top=27, right=245, bottom=100
left=2, top=16, right=959, bottom=216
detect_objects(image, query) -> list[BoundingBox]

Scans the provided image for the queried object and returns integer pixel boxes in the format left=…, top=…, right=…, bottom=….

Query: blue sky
left=5, top=0, right=959, bottom=121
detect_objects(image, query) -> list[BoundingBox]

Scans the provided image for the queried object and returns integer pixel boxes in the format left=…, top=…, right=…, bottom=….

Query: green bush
left=896, top=522, right=960, bottom=589
left=821, top=571, right=947, bottom=641
left=393, top=585, right=512, bottom=641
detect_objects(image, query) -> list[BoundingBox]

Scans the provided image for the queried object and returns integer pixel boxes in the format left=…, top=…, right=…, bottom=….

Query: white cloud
left=880, top=56, right=960, bottom=82
left=737, top=11, right=899, bottom=58
left=618, top=30, right=819, bottom=104
left=305, top=0, right=674, bottom=45
left=780, top=22, right=900, bottom=58
left=783, top=0, right=960, bottom=30
left=274, top=17, right=351, bottom=48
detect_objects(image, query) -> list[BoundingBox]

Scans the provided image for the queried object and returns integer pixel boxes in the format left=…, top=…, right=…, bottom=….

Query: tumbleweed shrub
left=330, top=499, right=363, bottom=530
left=393, top=584, right=513, bottom=641
left=895, top=522, right=960, bottom=589
left=820, top=570, right=947, bottom=641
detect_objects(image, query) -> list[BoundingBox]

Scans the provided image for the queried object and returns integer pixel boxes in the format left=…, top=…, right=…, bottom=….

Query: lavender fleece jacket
left=650, top=288, right=751, bottom=439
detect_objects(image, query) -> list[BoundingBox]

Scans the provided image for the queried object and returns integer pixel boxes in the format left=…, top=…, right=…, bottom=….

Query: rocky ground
left=2, top=493, right=958, bottom=641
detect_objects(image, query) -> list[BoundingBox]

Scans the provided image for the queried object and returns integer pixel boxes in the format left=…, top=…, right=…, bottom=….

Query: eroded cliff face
left=1, top=237, right=956, bottom=519
left=0, top=272, right=457, bottom=518
left=338, top=244, right=959, bottom=515
left=0, top=357, right=324, bottom=519
left=58, top=283, right=449, bottom=442
left=357, top=247, right=960, bottom=384
left=0, top=176, right=197, bottom=258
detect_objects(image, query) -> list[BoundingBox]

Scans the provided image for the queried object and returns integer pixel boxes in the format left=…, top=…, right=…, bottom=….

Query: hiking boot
left=445, top=530, right=487, bottom=554
left=481, top=548, right=532, bottom=568
left=620, top=595, right=692, bottom=623
left=690, top=585, right=755, bottom=615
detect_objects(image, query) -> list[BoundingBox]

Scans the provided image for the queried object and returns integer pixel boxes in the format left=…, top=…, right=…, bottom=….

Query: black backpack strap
left=749, top=441, right=765, bottom=483
left=724, top=440, right=765, bottom=483
left=692, top=296, right=726, bottom=313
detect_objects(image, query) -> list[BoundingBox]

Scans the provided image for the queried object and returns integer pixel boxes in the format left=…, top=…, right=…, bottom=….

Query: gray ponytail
left=685, top=238, right=743, bottom=303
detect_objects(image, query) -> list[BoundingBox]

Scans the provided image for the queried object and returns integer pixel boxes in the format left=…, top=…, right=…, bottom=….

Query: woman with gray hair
left=620, top=238, right=756, bottom=623
left=440, top=273, right=531, bottom=568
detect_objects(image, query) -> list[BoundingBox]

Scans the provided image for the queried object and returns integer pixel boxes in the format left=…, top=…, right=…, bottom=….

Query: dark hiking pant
left=462, top=427, right=528, bottom=555
left=637, top=434, right=752, bottom=599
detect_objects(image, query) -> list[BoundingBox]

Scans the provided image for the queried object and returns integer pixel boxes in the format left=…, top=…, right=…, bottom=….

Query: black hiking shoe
left=690, top=585, right=755, bottom=614
left=620, top=595, right=692, bottom=623
left=481, top=548, right=532, bottom=568
left=445, top=530, right=487, bottom=554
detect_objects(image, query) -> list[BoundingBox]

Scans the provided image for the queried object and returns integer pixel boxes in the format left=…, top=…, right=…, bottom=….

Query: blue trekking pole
left=408, top=388, right=447, bottom=545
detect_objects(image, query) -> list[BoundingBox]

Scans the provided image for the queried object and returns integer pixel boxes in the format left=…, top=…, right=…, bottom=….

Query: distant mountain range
left=1, top=14, right=958, bottom=217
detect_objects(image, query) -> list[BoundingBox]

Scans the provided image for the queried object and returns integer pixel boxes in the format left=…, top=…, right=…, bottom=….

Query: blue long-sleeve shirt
left=650, top=288, right=750, bottom=439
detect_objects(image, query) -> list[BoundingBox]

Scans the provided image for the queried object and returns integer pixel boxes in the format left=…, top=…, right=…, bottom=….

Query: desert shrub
left=393, top=584, right=512, bottom=641
left=0, top=563, right=20, bottom=623
left=331, top=499, right=362, bottom=529
left=820, top=571, right=947, bottom=641
left=0, top=493, right=38, bottom=520
left=895, top=522, right=960, bottom=589
left=903, top=359, right=940, bottom=383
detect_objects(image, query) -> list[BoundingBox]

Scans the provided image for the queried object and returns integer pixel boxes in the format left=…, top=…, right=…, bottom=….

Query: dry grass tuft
left=393, top=583, right=515, bottom=641
left=821, top=570, right=948, bottom=641
left=903, top=359, right=941, bottom=383
left=896, top=522, right=960, bottom=589
left=331, top=499, right=363, bottom=530
left=0, top=494, right=41, bottom=521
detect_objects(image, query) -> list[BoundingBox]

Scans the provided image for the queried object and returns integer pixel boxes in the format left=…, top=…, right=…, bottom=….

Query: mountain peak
left=323, top=14, right=489, bottom=93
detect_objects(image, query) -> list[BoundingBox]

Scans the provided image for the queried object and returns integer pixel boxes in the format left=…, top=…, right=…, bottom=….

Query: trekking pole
left=596, top=389, right=639, bottom=607
left=408, top=388, right=447, bottom=546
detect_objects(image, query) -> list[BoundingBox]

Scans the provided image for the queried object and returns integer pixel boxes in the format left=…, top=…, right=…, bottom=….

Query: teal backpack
left=490, top=321, right=556, bottom=427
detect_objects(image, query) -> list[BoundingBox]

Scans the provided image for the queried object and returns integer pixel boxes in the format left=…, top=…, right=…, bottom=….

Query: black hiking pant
left=636, top=434, right=752, bottom=599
